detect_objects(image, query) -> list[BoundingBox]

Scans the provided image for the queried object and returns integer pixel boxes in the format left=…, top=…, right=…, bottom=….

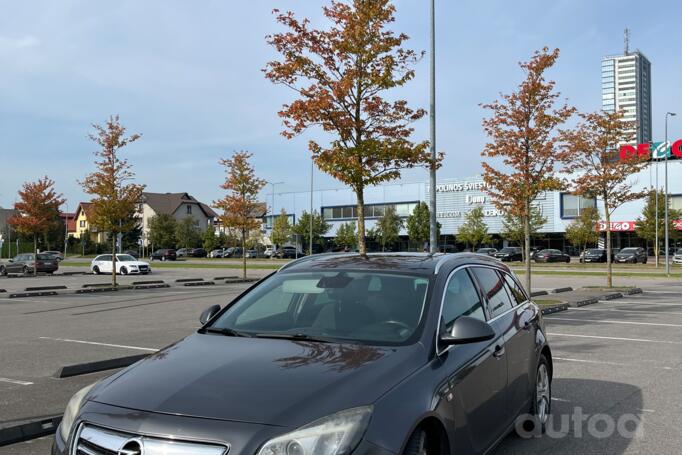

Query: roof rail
left=277, top=252, right=340, bottom=272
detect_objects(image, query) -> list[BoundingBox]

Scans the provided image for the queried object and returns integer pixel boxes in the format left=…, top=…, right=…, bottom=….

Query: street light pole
left=268, top=181, right=284, bottom=244
left=428, top=0, right=437, bottom=254
left=665, top=112, right=676, bottom=276
left=63, top=202, right=69, bottom=258
left=310, top=157, right=314, bottom=255
left=655, top=148, right=659, bottom=267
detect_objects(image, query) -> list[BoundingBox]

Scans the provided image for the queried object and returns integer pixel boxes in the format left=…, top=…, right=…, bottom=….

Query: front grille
left=73, top=424, right=228, bottom=455
left=138, top=265, right=149, bottom=272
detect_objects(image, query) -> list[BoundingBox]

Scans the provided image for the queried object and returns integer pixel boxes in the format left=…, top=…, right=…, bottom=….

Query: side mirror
left=199, top=304, right=221, bottom=325
left=440, top=316, right=495, bottom=346
left=8, top=259, right=14, bottom=263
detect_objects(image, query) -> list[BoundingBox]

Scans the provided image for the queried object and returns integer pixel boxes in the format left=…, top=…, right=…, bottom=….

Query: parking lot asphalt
left=1, top=273, right=682, bottom=454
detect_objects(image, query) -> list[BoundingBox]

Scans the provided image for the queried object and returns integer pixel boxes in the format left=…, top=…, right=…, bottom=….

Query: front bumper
left=53, top=401, right=396, bottom=455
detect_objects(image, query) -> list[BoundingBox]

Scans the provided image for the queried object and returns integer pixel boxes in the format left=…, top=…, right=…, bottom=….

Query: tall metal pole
left=63, top=203, right=69, bottom=258
left=665, top=112, right=676, bottom=276
left=310, top=157, right=314, bottom=255
left=428, top=0, right=437, bottom=254
left=269, top=181, right=283, bottom=245
left=655, top=148, right=659, bottom=267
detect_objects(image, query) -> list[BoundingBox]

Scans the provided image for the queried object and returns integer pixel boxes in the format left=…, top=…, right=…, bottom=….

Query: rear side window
left=502, top=273, right=527, bottom=305
left=442, top=269, right=486, bottom=330
left=471, top=267, right=515, bottom=319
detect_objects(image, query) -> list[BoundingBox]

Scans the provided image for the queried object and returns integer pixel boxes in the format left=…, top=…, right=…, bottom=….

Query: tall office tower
left=601, top=33, right=652, bottom=144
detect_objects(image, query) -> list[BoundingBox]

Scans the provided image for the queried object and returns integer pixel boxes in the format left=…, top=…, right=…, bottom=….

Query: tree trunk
left=604, top=205, right=612, bottom=288
left=241, top=229, right=246, bottom=279
left=356, top=188, right=366, bottom=256
left=524, top=199, right=532, bottom=294
left=112, top=234, right=117, bottom=287
left=33, top=234, right=37, bottom=277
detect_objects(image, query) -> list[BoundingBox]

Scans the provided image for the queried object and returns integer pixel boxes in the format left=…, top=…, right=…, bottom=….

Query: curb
left=530, top=290, right=549, bottom=297
left=541, top=303, right=569, bottom=315
left=54, top=354, right=149, bottom=378
left=183, top=281, right=215, bottom=287
left=24, top=285, right=68, bottom=292
left=9, top=291, right=59, bottom=299
left=133, top=283, right=170, bottom=290
left=131, top=280, right=165, bottom=285
left=0, top=415, right=62, bottom=447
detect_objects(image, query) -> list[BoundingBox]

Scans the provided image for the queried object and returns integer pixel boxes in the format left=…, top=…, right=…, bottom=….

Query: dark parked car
left=190, top=248, right=208, bottom=258
left=42, top=250, right=65, bottom=261
left=149, top=249, right=177, bottom=261
left=534, top=249, right=571, bottom=263
left=123, top=249, right=140, bottom=259
left=476, top=247, right=497, bottom=256
left=276, top=246, right=300, bottom=259
left=614, top=247, right=647, bottom=264
left=176, top=248, right=191, bottom=257
left=54, top=253, right=552, bottom=455
left=494, top=246, right=523, bottom=262
left=0, top=253, right=59, bottom=276
left=580, top=248, right=607, bottom=263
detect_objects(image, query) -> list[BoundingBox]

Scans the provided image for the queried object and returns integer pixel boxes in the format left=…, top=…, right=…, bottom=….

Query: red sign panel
left=620, top=140, right=682, bottom=161
left=598, top=220, right=682, bottom=232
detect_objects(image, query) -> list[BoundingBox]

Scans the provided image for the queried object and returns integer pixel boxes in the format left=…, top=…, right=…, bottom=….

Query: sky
left=1, top=0, right=681, bottom=210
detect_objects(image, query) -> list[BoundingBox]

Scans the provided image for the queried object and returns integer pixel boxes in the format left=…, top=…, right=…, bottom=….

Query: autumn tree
left=374, top=206, right=402, bottom=251
left=292, top=211, right=331, bottom=254
left=147, top=214, right=177, bottom=249
left=635, top=190, right=681, bottom=265
left=481, top=48, right=575, bottom=292
left=501, top=208, right=547, bottom=253
left=457, top=207, right=491, bottom=251
left=214, top=151, right=266, bottom=278
left=565, top=207, right=600, bottom=259
left=175, top=216, right=201, bottom=249
left=9, top=177, right=65, bottom=275
left=406, top=202, right=437, bottom=251
left=271, top=209, right=292, bottom=248
left=203, top=227, right=219, bottom=252
left=563, top=110, right=647, bottom=286
left=80, top=115, right=144, bottom=286
left=335, top=221, right=358, bottom=250
left=265, top=0, right=435, bottom=255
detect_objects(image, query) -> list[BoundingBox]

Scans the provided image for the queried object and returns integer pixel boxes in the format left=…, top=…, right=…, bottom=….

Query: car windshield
left=499, top=248, right=518, bottom=253
left=36, top=254, right=52, bottom=260
left=677, top=249, right=682, bottom=254
left=209, top=271, right=430, bottom=345
left=587, top=249, right=603, bottom=254
left=620, top=248, right=638, bottom=254
left=117, top=255, right=136, bottom=262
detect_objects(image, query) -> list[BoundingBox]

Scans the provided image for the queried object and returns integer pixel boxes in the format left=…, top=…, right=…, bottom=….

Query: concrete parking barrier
left=0, top=289, right=6, bottom=293
left=175, top=278, right=204, bottom=283
left=224, top=278, right=259, bottom=284
left=213, top=276, right=239, bottom=281
left=131, top=280, right=165, bottom=285
left=627, top=288, right=643, bottom=295
left=60, top=271, right=87, bottom=276
left=530, top=290, right=549, bottom=297
left=75, top=286, right=126, bottom=294
left=541, top=303, right=569, bottom=315
left=603, top=292, right=624, bottom=300
left=133, top=283, right=170, bottom=290
left=0, top=415, right=62, bottom=447
left=24, top=285, right=68, bottom=292
left=552, top=287, right=573, bottom=294
left=81, top=283, right=116, bottom=288
left=183, top=281, right=215, bottom=287
left=9, top=291, right=59, bottom=298
left=574, top=298, right=599, bottom=307
left=54, top=354, right=149, bottom=378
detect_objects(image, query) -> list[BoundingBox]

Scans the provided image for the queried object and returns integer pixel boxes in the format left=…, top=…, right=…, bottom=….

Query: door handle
left=493, top=344, right=505, bottom=359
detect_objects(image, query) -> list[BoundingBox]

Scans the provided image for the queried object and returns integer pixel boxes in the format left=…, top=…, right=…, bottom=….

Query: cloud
left=0, top=34, right=40, bottom=51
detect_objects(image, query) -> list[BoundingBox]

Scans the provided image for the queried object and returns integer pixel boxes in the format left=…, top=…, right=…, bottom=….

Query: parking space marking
left=553, top=356, right=628, bottom=366
left=571, top=307, right=682, bottom=316
left=39, top=336, right=158, bottom=352
left=548, top=332, right=682, bottom=344
left=0, top=377, right=33, bottom=386
left=600, top=300, right=682, bottom=307
left=548, top=317, right=682, bottom=328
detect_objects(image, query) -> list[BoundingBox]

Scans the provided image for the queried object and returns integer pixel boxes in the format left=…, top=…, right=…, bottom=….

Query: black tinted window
left=502, top=273, right=526, bottom=305
left=442, top=270, right=486, bottom=330
left=471, top=267, right=515, bottom=318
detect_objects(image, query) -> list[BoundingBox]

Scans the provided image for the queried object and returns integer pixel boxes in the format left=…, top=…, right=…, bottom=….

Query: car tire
left=120, top=267, right=128, bottom=275
left=22, top=266, right=30, bottom=277
left=527, top=354, right=551, bottom=435
left=0, top=266, right=5, bottom=276
left=403, top=428, right=428, bottom=455
left=93, top=266, right=100, bottom=275
left=632, top=258, right=637, bottom=264
left=161, top=256, right=166, bottom=262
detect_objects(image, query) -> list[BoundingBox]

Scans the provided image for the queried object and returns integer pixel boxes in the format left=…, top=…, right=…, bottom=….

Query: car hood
left=92, top=334, right=425, bottom=427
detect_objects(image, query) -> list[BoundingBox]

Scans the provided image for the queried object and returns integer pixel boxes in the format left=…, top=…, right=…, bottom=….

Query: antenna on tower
left=624, top=28, right=630, bottom=55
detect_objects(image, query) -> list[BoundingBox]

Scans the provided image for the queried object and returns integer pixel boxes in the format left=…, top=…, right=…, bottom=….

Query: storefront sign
left=436, top=181, right=489, bottom=193
left=599, top=220, right=682, bottom=231
left=620, top=140, right=682, bottom=161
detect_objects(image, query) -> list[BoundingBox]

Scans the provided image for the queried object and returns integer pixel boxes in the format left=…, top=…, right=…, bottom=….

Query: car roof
left=279, top=252, right=509, bottom=276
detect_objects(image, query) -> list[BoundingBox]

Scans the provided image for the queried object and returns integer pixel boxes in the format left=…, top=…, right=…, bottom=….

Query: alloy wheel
left=536, top=363, right=550, bottom=426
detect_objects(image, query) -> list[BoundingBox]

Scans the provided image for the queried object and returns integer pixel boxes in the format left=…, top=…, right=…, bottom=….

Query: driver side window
left=441, top=269, right=486, bottom=332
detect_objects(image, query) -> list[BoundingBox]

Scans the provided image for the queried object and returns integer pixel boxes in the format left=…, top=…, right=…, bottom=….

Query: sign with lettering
left=620, top=140, right=682, bottom=161
left=436, top=181, right=489, bottom=193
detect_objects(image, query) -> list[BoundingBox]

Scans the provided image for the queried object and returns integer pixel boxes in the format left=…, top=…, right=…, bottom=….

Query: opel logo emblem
left=118, top=437, right=143, bottom=455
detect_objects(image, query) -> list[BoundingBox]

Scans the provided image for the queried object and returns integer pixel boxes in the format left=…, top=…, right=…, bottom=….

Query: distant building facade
left=139, top=192, right=218, bottom=246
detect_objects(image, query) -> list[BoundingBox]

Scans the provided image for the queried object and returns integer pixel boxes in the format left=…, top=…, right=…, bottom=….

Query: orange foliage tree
left=80, top=115, right=145, bottom=287
left=481, top=48, right=575, bottom=292
left=214, top=152, right=266, bottom=278
left=9, top=177, right=65, bottom=275
left=562, top=110, right=648, bottom=287
left=264, top=0, right=436, bottom=254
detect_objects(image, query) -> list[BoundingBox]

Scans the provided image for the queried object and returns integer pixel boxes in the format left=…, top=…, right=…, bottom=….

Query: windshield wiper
left=202, top=327, right=251, bottom=337
left=254, top=332, right=334, bottom=343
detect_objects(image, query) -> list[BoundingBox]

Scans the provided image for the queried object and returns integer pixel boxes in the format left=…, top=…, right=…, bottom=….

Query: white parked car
left=673, top=249, right=682, bottom=265
left=263, top=246, right=275, bottom=258
left=91, top=254, right=151, bottom=275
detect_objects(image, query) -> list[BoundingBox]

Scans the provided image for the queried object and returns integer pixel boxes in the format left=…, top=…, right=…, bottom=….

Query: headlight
left=257, top=406, right=372, bottom=455
left=59, top=382, right=97, bottom=442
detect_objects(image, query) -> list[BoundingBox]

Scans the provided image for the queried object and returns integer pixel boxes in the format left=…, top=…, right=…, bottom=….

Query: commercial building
left=601, top=50, right=652, bottom=144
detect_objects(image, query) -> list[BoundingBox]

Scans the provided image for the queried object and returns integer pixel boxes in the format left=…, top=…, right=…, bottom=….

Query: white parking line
left=554, top=356, right=628, bottom=366
left=548, top=317, right=682, bottom=328
left=39, top=337, right=158, bottom=352
left=571, top=307, right=682, bottom=316
left=0, top=377, right=33, bottom=386
left=548, top=332, right=682, bottom=345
